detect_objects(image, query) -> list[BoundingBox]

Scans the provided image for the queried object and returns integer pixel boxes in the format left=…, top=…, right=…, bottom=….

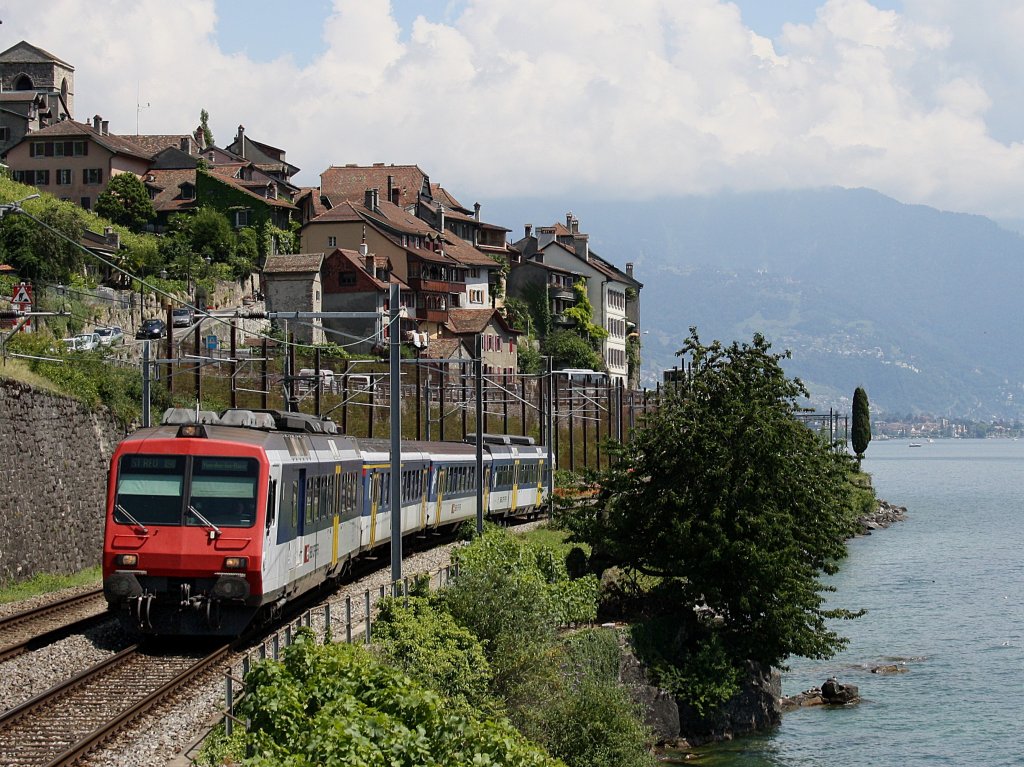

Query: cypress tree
left=852, top=386, right=871, bottom=466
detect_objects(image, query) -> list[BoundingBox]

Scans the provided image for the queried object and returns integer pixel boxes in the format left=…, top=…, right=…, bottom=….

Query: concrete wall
left=0, top=378, right=125, bottom=585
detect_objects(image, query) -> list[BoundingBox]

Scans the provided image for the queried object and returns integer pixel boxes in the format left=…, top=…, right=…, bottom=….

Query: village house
left=261, top=253, right=325, bottom=345
left=512, top=214, right=642, bottom=386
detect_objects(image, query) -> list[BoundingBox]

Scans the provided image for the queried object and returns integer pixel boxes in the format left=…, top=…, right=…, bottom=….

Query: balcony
left=409, top=276, right=455, bottom=294
left=415, top=307, right=449, bottom=324
left=552, top=313, right=577, bottom=327
left=550, top=288, right=575, bottom=301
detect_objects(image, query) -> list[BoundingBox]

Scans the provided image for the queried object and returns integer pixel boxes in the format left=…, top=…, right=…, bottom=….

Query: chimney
left=237, top=125, right=245, bottom=158
left=436, top=204, right=445, bottom=233
left=473, top=202, right=481, bottom=221
left=387, top=174, right=395, bottom=205
left=93, top=115, right=101, bottom=132
left=180, top=136, right=192, bottom=153
left=566, top=212, right=573, bottom=231
left=573, top=233, right=590, bottom=261
left=626, top=262, right=634, bottom=278
left=524, top=224, right=533, bottom=239
left=194, top=126, right=205, bottom=150
left=364, top=188, right=381, bottom=211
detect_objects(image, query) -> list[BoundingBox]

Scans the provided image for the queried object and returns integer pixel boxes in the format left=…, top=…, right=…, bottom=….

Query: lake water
left=696, top=439, right=1024, bottom=767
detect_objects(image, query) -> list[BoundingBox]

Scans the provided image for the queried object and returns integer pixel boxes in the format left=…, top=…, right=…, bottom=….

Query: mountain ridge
left=487, top=188, right=1024, bottom=419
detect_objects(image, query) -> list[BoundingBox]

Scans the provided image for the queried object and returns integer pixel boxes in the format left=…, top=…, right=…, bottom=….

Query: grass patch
left=0, top=362, right=65, bottom=395
left=0, top=566, right=102, bottom=603
left=517, top=524, right=591, bottom=556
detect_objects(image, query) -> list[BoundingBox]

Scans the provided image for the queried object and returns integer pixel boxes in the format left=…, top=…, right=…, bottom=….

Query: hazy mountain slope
left=486, top=189, right=1024, bottom=418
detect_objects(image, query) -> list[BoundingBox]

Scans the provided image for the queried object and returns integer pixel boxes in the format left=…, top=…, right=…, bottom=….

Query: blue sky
left=213, top=1, right=904, bottom=66
left=6, top=1, right=1024, bottom=222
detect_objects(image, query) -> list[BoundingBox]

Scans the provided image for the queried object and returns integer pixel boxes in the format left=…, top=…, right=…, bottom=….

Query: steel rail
left=0, top=641, right=231, bottom=767
left=0, top=588, right=109, bottom=662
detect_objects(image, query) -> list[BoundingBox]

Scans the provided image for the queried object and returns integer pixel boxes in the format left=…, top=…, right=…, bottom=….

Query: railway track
left=0, top=640, right=231, bottom=767
left=0, top=589, right=110, bottom=662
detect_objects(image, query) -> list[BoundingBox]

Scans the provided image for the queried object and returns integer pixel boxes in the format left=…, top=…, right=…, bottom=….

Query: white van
left=297, top=368, right=336, bottom=393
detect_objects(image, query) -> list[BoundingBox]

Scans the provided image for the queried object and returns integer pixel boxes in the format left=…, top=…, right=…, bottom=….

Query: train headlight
left=115, top=554, right=138, bottom=567
left=223, top=556, right=248, bottom=570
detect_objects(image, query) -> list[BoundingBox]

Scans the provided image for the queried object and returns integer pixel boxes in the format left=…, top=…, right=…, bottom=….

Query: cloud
left=7, top=0, right=1024, bottom=220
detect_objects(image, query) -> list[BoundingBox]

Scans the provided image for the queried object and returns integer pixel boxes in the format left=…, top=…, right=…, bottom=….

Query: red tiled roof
left=431, top=183, right=467, bottom=212
left=25, top=121, right=153, bottom=160
left=320, top=164, right=429, bottom=208
left=145, top=168, right=197, bottom=214
left=421, top=337, right=468, bottom=360
left=263, top=253, right=324, bottom=274
left=296, top=188, right=330, bottom=219
left=444, top=308, right=520, bottom=336
left=442, top=232, right=499, bottom=267
left=124, top=134, right=197, bottom=156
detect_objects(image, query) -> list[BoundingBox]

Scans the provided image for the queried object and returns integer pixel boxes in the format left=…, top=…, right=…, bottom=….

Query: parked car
left=94, top=326, right=124, bottom=346
left=71, top=332, right=101, bottom=351
left=136, top=318, right=166, bottom=339
left=62, top=336, right=87, bottom=351
left=171, top=307, right=194, bottom=328
left=297, top=368, right=337, bottom=393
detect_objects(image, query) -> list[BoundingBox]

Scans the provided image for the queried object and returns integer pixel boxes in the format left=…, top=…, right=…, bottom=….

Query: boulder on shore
left=781, top=678, right=861, bottom=710
left=856, top=499, right=907, bottom=535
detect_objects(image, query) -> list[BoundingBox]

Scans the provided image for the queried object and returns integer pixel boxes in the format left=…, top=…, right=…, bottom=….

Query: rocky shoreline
left=631, top=497, right=908, bottom=754
left=855, top=498, right=908, bottom=535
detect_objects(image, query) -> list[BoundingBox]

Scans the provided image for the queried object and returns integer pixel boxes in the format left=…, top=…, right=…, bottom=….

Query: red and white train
left=102, top=408, right=550, bottom=636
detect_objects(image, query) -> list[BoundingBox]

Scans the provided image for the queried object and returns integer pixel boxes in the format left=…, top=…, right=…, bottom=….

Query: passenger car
left=171, top=308, right=194, bottom=328
left=72, top=332, right=101, bottom=351
left=102, top=409, right=551, bottom=636
left=94, top=326, right=124, bottom=346
left=136, top=319, right=166, bottom=339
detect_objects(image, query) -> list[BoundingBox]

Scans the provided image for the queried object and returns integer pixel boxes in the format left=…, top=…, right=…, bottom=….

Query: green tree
left=199, top=108, right=214, bottom=148
left=563, top=279, right=608, bottom=343
left=543, top=329, right=602, bottom=371
left=523, top=280, right=552, bottom=338
left=186, top=206, right=235, bottom=260
left=852, top=386, right=871, bottom=466
left=567, top=329, right=861, bottom=704
left=0, top=196, right=87, bottom=282
left=95, top=173, right=155, bottom=232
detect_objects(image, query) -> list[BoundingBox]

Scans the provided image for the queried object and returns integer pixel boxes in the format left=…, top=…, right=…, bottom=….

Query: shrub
left=238, top=628, right=562, bottom=767
left=371, top=595, right=499, bottom=716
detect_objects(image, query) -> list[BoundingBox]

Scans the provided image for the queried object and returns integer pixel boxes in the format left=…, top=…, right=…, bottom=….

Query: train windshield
left=114, top=455, right=187, bottom=526
left=114, top=454, right=259, bottom=528
left=187, top=457, right=259, bottom=528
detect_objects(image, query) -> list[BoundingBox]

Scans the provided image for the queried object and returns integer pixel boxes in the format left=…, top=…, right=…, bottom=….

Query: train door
left=483, top=465, right=492, bottom=515
left=287, top=469, right=306, bottom=587
left=511, top=459, right=520, bottom=511
left=435, top=466, right=446, bottom=526
left=419, top=468, right=429, bottom=530
left=369, top=471, right=382, bottom=547
left=263, top=471, right=286, bottom=592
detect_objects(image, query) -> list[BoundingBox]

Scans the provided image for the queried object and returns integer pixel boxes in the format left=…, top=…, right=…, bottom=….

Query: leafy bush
left=238, top=629, right=563, bottom=767
left=371, top=595, right=500, bottom=716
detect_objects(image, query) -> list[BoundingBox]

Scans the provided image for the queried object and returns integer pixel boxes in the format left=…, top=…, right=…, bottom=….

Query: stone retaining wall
left=0, top=377, right=125, bottom=585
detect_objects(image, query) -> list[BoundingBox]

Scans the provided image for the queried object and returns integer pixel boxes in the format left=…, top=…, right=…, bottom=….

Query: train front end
left=102, top=421, right=269, bottom=636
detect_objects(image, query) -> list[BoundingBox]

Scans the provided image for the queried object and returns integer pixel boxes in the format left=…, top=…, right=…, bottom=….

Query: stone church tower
left=0, top=41, right=75, bottom=120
